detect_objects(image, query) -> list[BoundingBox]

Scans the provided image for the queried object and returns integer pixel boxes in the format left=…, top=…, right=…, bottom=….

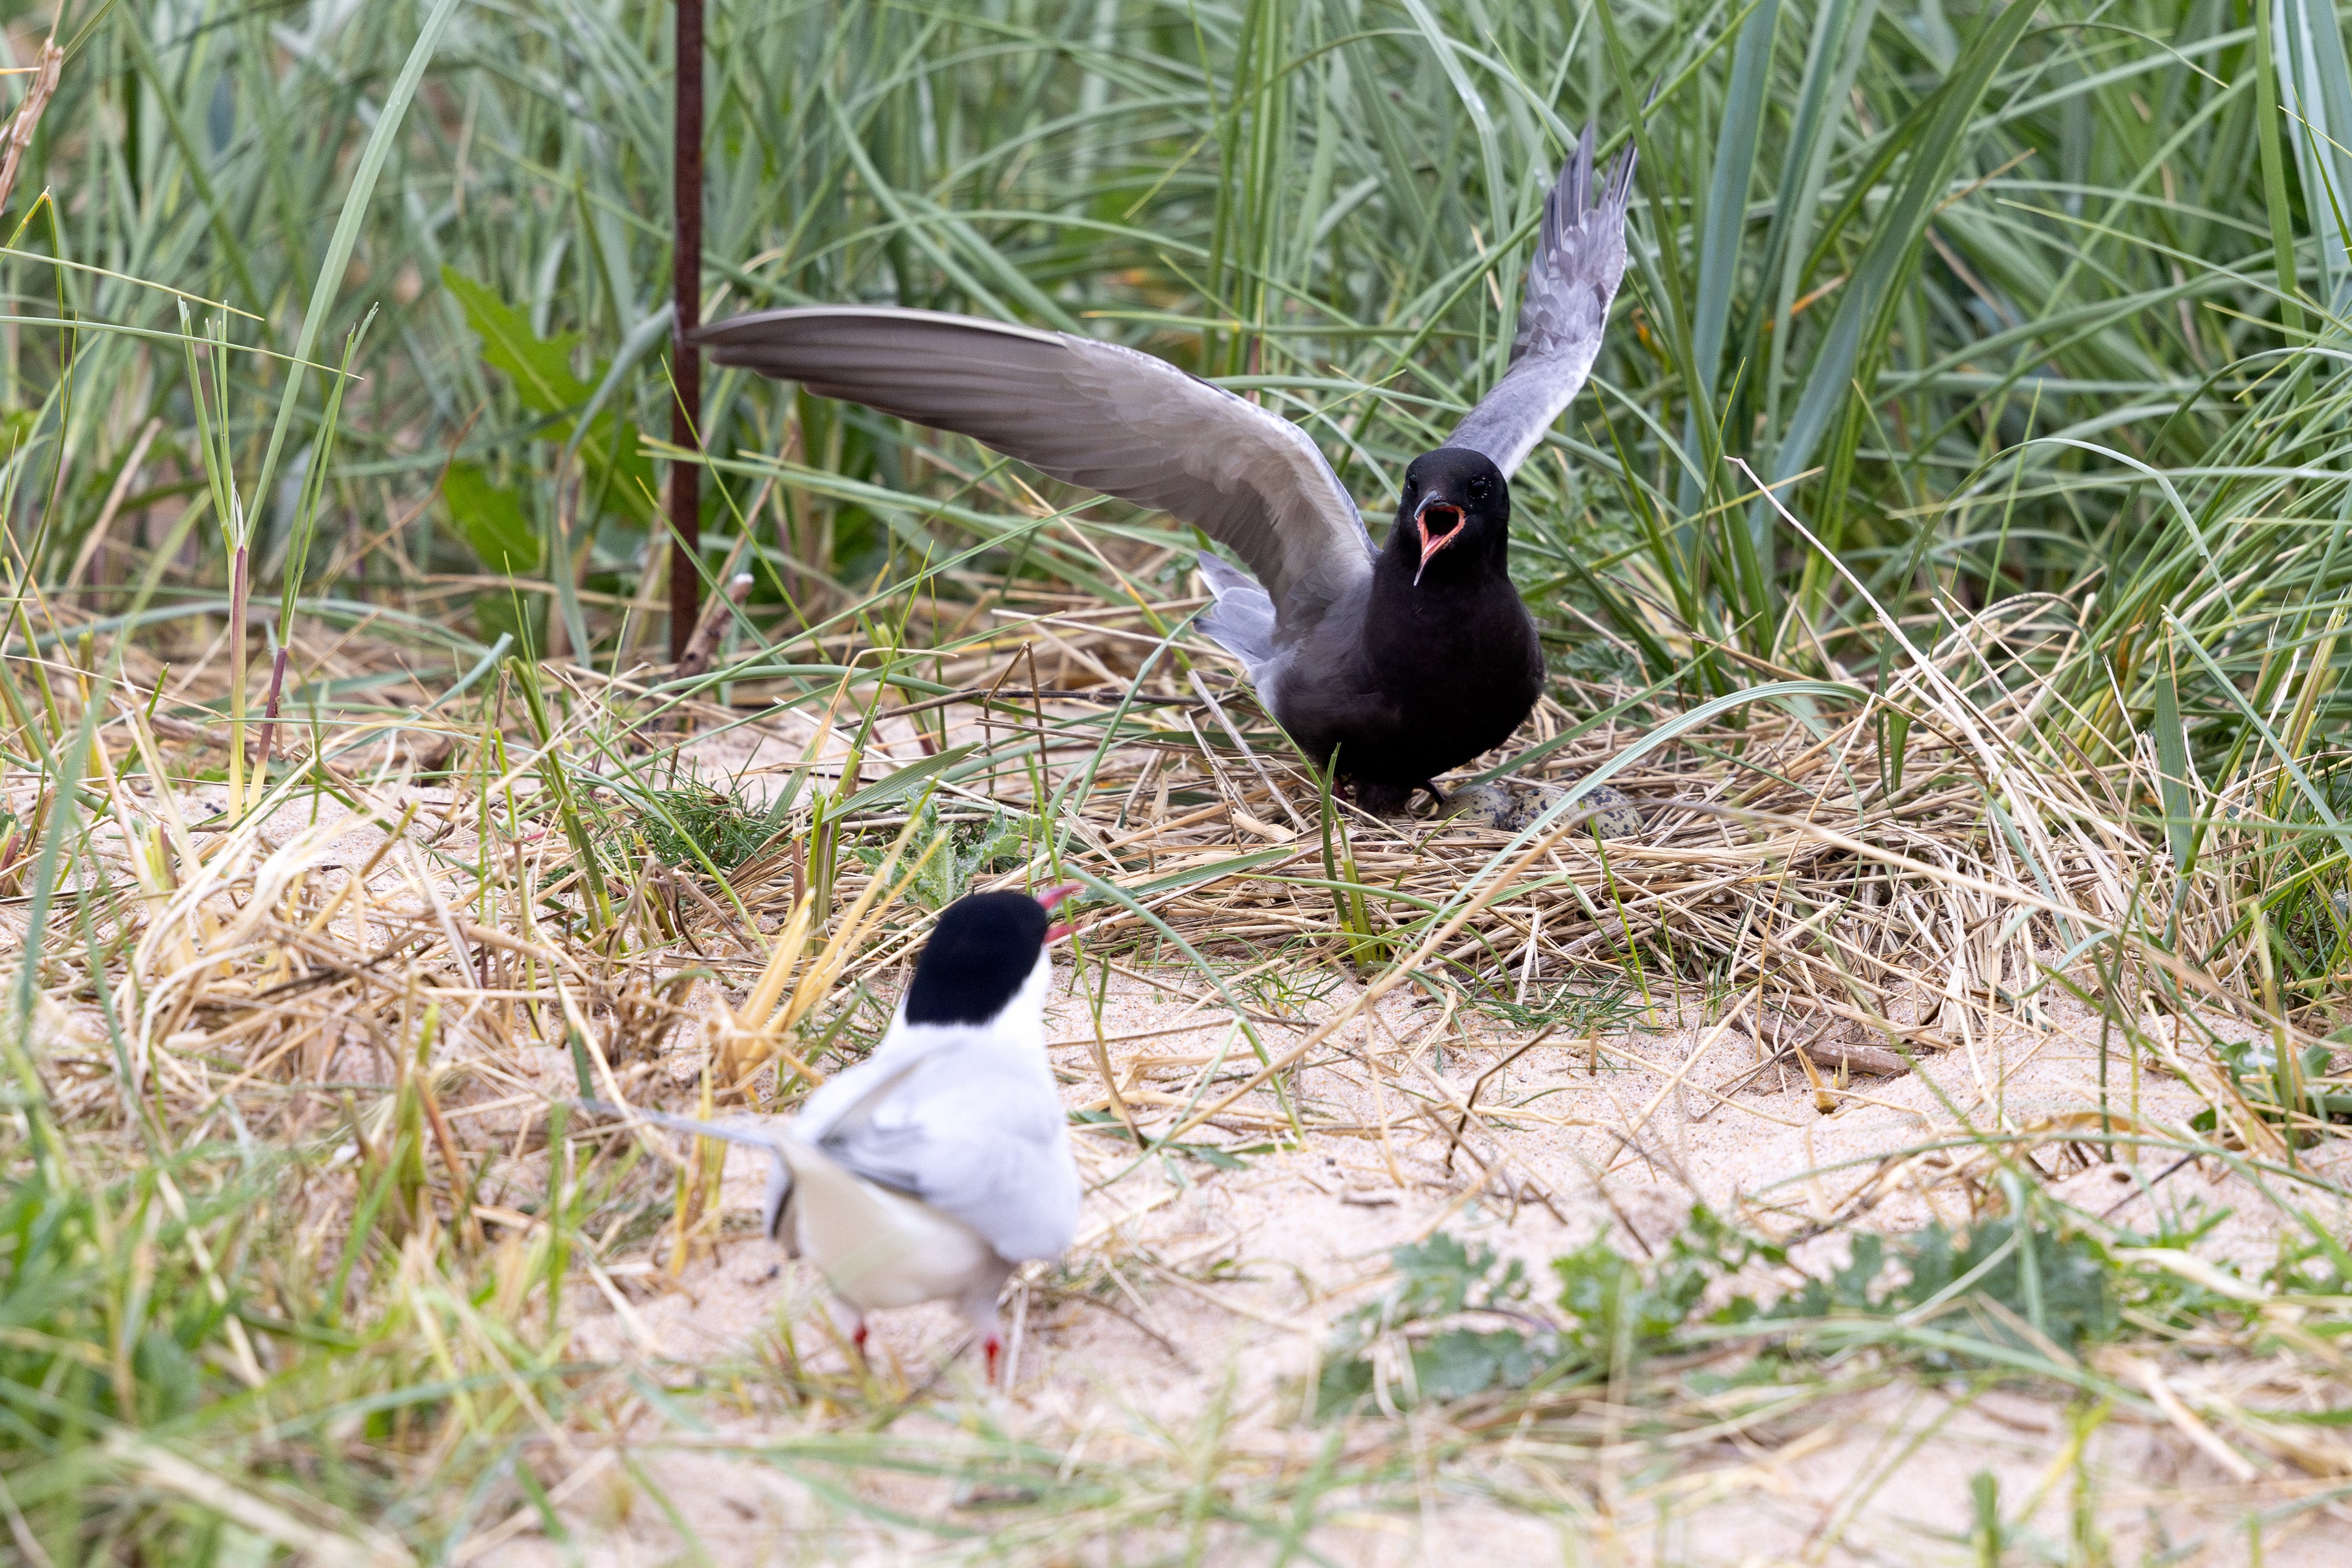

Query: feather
left=1447, top=123, right=1639, bottom=476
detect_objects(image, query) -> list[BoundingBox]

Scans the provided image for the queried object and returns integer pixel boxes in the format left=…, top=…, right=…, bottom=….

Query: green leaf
left=441, top=268, right=592, bottom=414
left=2255, top=0, right=2308, bottom=337
left=1412, top=1328, right=1538, bottom=1401
left=1127, top=845, right=1299, bottom=897
left=248, top=0, right=466, bottom=531
left=1313, top=1354, right=1374, bottom=1416
left=0, top=408, right=39, bottom=458
left=439, top=270, right=653, bottom=524
left=572, top=409, right=657, bottom=525
left=1679, top=0, right=1782, bottom=515
left=2151, top=638, right=2196, bottom=869
left=472, top=592, right=545, bottom=663
left=1771, top=0, right=2039, bottom=484
left=834, top=745, right=981, bottom=815
left=2274, top=0, right=2352, bottom=310
left=442, top=463, right=539, bottom=574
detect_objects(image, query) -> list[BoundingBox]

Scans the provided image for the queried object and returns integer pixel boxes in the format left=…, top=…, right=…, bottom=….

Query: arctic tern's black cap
left=903, top=890, right=1055, bottom=1025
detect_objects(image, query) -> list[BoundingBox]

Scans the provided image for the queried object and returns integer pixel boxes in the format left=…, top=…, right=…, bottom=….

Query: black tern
left=698, top=125, right=1636, bottom=813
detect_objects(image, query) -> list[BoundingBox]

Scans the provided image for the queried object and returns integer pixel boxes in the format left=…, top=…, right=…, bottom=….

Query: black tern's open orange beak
left=1038, top=881, right=1084, bottom=943
left=1414, top=498, right=1467, bottom=586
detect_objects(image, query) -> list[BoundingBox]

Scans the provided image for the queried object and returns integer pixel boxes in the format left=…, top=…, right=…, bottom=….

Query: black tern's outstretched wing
left=693, top=306, right=1372, bottom=610
left=1446, top=123, right=1637, bottom=477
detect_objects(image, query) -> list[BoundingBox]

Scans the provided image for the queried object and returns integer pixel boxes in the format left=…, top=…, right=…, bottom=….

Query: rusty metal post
left=667, top=0, right=704, bottom=662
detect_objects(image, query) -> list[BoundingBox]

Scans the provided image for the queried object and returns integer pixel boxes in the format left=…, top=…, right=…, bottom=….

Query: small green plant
left=2190, top=1037, right=2352, bottom=1143
left=852, top=799, right=1036, bottom=910
left=1555, top=1204, right=1771, bottom=1358
left=1316, top=1212, right=1771, bottom=1414
left=1460, top=979, right=1640, bottom=1035
left=1068, top=1109, right=1270, bottom=1170
left=1316, top=753, right=1390, bottom=967
left=1235, top=936, right=1353, bottom=1016
left=632, top=782, right=780, bottom=875
left=1969, top=1470, right=2010, bottom=1567
left=1315, top=1234, right=1545, bottom=1414
left=1763, top=1215, right=2121, bottom=1362
left=1316, top=1203, right=2171, bottom=1417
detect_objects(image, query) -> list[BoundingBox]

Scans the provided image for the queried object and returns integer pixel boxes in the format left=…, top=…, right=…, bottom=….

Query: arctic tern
left=584, top=883, right=1082, bottom=1381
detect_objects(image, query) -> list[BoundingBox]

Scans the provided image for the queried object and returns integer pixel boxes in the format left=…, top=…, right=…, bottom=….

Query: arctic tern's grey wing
left=694, top=306, right=1373, bottom=613
left=1446, top=123, right=1637, bottom=478
left=790, top=1029, right=942, bottom=1146
left=807, top=1054, right=1079, bottom=1263
left=832, top=1097, right=1079, bottom=1262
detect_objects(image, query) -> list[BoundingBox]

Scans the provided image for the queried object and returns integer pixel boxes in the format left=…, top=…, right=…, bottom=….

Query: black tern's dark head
left=902, top=884, right=1081, bottom=1027
left=1393, top=447, right=1509, bottom=587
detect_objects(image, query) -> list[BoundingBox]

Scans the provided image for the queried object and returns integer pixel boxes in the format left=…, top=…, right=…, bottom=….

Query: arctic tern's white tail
left=582, top=1100, right=776, bottom=1151
left=581, top=1100, right=798, bottom=1241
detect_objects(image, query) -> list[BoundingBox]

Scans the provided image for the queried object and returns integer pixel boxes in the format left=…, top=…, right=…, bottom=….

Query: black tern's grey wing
left=1446, top=123, right=1637, bottom=478
left=694, top=306, right=1372, bottom=610
left=1195, top=554, right=1278, bottom=679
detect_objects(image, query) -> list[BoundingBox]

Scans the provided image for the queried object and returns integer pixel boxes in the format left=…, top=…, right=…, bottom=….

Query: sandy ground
left=69, top=772, right=2342, bottom=1561
left=499, top=960, right=2351, bottom=1566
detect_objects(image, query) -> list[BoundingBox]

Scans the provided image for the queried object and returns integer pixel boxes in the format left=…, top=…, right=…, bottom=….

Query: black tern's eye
left=1468, top=475, right=1492, bottom=503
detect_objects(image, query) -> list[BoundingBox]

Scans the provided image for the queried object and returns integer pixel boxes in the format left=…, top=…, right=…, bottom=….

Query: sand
left=506, top=955, right=2351, bottom=1566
